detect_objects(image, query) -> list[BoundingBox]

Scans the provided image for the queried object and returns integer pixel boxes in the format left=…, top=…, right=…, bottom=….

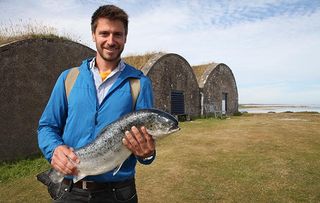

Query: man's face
left=92, top=18, right=127, bottom=63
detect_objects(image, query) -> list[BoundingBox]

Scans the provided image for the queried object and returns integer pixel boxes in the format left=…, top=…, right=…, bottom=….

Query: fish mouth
left=169, top=126, right=180, bottom=133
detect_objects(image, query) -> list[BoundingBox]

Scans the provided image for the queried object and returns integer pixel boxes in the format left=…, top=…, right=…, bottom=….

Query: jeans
left=52, top=179, right=138, bottom=203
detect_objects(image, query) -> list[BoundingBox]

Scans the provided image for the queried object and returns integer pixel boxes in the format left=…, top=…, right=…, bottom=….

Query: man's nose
left=107, top=34, right=115, bottom=46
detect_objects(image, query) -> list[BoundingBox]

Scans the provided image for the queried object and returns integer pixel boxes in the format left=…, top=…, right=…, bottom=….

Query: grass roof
left=0, top=20, right=75, bottom=46
left=123, top=52, right=160, bottom=70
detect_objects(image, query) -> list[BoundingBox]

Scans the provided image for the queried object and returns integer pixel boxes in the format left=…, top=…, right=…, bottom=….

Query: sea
left=239, top=104, right=320, bottom=113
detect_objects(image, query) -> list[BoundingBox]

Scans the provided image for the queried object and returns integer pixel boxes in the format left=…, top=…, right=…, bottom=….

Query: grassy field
left=1, top=113, right=319, bottom=202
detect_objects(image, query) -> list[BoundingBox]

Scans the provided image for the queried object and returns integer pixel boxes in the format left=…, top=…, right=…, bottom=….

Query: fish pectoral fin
left=113, top=162, right=124, bottom=176
left=73, top=174, right=86, bottom=183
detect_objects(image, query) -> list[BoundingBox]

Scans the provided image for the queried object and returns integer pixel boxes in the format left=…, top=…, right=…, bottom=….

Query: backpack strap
left=129, top=78, right=140, bottom=111
left=65, top=67, right=79, bottom=100
left=64, top=68, right=140, bottom=111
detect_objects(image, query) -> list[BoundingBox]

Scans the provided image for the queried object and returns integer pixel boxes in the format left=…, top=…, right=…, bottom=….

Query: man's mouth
left=105, top=46, right=118, bottom=52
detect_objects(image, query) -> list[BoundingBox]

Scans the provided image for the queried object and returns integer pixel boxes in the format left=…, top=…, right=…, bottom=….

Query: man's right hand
left=51, top=145, right=80, bottom=175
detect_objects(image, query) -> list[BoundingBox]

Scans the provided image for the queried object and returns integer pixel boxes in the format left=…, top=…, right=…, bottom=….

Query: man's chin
left=103, top=56, right=120, bottom=62
left=97, top=48, right=123, bottom=63
left=101, top=52, right=120, bottom=62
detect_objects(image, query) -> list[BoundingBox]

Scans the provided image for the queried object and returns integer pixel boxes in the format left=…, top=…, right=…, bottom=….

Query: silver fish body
left=37, top=109, right=179, bottom=199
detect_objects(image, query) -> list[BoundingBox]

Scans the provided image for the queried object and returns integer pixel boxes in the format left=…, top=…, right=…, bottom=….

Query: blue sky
left=1, top=0, right=320, bottom=105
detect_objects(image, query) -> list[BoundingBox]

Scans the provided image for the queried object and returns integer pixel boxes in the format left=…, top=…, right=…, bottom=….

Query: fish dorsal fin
left=113, top=162, right=124, bottom=176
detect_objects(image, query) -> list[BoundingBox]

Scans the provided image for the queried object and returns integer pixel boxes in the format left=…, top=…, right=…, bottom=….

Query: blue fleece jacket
left=38, top=58, right=154, bottom=182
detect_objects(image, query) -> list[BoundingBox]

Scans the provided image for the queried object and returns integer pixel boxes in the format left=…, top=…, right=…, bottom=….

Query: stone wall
left=0, top=38, right=95, bottom=161
left=142, top=53, right=200, bottom=117
left=196, top=63, right=238, bottom=116
left=0, top=38, right=238, bottom=161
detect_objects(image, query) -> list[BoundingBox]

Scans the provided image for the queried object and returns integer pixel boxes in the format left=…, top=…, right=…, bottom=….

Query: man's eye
left=114, top=33, right=123, bottom=37
left=100, top=32, right=109, bottom=37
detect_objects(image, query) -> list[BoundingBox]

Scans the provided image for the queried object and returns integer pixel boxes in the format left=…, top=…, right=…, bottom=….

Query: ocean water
left=239, top=104, right=320, bottom=113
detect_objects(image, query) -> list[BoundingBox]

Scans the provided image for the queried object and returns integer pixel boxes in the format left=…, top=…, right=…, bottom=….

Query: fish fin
left=36, top=169, right=65, bottom=200
left=36, top=169, right=52, bottom=186
left=113, top=162, right=124, bottom=176
left=36, top=169, right=64, bottom=185
left=73, top=174, right=86, bottom=183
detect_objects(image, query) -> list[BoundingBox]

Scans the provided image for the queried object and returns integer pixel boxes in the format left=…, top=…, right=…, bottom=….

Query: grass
left=0, top=156, right=49, bottom=183
left=124, top=52, right=160, bottom=70
left=0, top=19, right=76, bottom=45
left=1, top=113, right=319, bottom=202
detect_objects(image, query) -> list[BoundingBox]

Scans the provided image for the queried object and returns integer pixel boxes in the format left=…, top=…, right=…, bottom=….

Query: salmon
left=36, top=109, right=180, bottom=199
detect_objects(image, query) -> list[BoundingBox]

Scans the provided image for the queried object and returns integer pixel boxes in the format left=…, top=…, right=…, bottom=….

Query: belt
left=62, top=178, right=134, bottom=191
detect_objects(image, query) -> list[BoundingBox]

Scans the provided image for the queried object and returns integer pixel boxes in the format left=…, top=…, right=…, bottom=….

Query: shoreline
left=239, top=104, right=320, bottom=113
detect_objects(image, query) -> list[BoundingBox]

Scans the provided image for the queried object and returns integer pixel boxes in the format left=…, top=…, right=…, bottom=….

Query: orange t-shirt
left=99, top=70, right=111, bottom=81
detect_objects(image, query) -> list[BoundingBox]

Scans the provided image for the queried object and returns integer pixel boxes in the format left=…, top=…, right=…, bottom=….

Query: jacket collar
left=106, top=61, right=143, bottom=98
left=79, top=58, right=143, bottom=102
left=80, top=57, right=141, bottom=78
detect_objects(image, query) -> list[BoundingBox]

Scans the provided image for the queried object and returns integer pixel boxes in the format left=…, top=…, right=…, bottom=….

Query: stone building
left=140, top=53, right=201, bottom=118
left=0, top=37, right=238, bottom=161
left=0, top=38, right=95, bottom=161
left=193, top=63, right=238, bottom=116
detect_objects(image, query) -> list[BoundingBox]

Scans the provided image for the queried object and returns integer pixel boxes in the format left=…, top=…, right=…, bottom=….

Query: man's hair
left=91, top=5, right=129, bottom=35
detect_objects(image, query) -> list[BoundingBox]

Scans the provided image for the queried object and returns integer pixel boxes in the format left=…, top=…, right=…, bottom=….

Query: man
left=38, top=5, right=155, bottom=202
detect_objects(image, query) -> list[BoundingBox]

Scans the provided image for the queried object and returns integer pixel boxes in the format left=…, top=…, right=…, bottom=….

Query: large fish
left=37, top=109, right=180, bottom=199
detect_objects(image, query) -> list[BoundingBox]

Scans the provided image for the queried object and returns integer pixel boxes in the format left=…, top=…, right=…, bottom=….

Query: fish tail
left=48, top=169, right=64, bottom=183
left=36, top=169, right=65, bottom=200
left=36, top=169, right=52, bottom=186
left=36, top=169, right=64, bottom=185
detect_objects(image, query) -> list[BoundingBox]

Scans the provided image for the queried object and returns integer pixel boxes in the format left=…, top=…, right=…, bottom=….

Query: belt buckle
left=82, top=181, right=89, bottom=190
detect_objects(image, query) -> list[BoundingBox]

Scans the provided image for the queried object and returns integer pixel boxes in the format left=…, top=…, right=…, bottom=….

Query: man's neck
left=95, top=55, right=120, bottom=72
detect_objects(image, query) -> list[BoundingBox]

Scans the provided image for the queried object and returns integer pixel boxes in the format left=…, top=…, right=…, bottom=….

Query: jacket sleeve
left=135, top=76, right=156, bottom=165
left=37, top=71, right=68, bottom=162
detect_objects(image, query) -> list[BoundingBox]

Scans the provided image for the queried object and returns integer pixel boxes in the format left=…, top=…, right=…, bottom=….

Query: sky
left=1, top=0, right=320, bottom=105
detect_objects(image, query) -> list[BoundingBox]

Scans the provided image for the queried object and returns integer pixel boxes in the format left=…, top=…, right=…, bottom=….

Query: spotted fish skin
left=36, top=109, right=179, bottom=200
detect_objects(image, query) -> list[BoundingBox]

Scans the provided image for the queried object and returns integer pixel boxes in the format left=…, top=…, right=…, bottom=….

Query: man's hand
left=51, top=145, right=80, bottom=175
left=122, top=126, right=155, bottom=159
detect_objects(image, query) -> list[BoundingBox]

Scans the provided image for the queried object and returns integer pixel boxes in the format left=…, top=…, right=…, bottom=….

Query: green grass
left=1, top=113, right=319, bottom=202
left=0, top=157, right=50, bottom=202
left=0, top=156, right=49, bottom=183
left=136, top=113, right=320, bottom=202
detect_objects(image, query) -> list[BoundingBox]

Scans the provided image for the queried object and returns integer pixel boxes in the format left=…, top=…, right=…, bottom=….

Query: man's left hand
left=122, top=126, right=155, bottom=159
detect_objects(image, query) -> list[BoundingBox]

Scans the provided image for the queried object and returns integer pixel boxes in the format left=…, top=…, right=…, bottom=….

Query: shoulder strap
left=65, top=67, right=79, bottom=100
left=64, top=68, right=140, bottom=110
left=129, top=78, right=140, bottom=111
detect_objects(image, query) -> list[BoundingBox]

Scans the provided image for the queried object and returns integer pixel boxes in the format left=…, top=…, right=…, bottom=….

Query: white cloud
left=1, top=0, right=320, bottom=104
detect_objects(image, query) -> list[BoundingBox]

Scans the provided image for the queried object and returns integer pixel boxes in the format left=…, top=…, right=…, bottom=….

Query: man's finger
left=124, top=130, right=143, bottom=156
left=65, top=149, right=80, bottom=164
left=52, top=157, right=73, bottom=175
left=131, top=126, right=145, bottom=143
left=123, top=132, right=133, bottom=149
left=140, top=126, right=155, bottom=150
left=51, top=145, right=78, bottom=175
left=128, top=127, right=142, bottom=149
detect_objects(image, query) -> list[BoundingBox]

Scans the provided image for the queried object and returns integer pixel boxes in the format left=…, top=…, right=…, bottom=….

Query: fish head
left=144, top=109, right=180, bottom=139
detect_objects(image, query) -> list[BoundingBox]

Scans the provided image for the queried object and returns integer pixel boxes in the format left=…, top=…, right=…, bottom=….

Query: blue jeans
left=52, top=179, right=138, bottom=203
